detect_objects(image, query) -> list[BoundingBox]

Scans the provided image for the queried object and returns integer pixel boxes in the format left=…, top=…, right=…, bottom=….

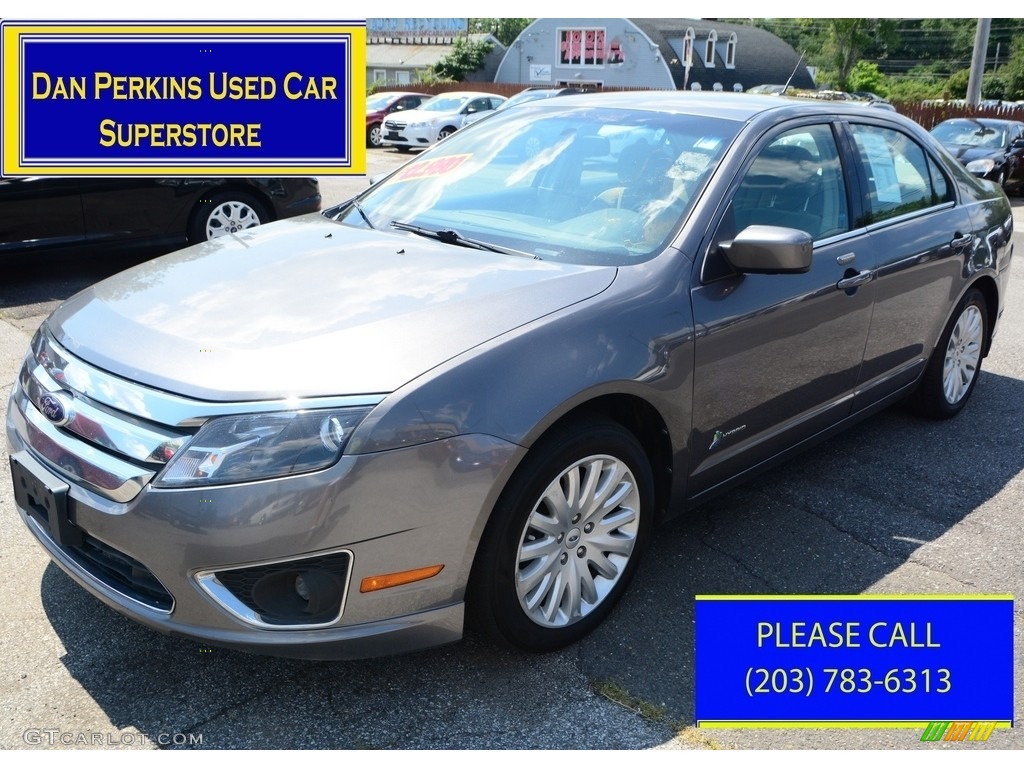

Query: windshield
left=932, top=120, right=1007, bottom=149
left=420, top=95, right=470, bottom=112
left=335, top=106, right=739, bottom=266
left=366, top=92, right=397, bottom=110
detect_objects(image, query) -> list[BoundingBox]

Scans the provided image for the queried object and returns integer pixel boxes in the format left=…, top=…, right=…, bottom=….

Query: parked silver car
left=380, top=91, right=505, bottom=151
left=7, top=93, right=1013, bottom=658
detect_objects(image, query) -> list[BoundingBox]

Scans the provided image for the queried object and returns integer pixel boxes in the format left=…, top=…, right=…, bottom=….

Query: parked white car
left=381, top=91, right=505, bottom=151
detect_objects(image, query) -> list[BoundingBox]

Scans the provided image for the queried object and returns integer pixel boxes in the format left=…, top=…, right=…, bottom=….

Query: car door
left=460, top=97, right=494, bottom=128
left=398, top=95, right=424, bottom=112
left=843, top=121, right=975, bottom=410
left=688, top=122, right=875, bottom=497
left=1007, top=121, right=1024, bottom=186
left=78, top=177, right=190, bottom=248
left=0, top=177, right=84, bottom=255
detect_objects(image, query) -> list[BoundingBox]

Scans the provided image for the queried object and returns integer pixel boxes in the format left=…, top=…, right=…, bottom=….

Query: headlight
left=154, top=408, right=371, bottom=488
left=966, top=158, right=996, bottom=174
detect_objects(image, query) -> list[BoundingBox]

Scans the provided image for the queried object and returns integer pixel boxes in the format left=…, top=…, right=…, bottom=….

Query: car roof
left=519, top=90, right=911, bottom=124
left=426, top=91, right=498, bottom=99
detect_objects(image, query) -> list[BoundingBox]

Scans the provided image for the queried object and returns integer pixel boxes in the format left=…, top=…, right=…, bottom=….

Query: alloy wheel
left=514, top=454, right=641, bottom=628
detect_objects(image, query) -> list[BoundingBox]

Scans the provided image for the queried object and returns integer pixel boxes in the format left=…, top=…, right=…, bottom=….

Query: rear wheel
left=188, top=191, right=270, bottom=243
left=470, top=419, right=652, bottom=652
left=910, top=288, right=987, bottom=419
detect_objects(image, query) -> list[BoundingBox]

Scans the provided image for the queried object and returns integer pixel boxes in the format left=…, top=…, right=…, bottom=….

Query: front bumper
left=380, top=122, right=437, bottom=149
left=6, top=345, right=521, bottom=659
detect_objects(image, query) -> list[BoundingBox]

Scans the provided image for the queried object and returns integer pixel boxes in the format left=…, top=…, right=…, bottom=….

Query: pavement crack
left=695, top=532, right=785, bottom=592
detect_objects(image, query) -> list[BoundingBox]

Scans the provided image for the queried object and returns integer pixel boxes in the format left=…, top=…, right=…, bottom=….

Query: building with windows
left=494, top=18, right=813, bottom=92
left=367, top=19, right=505, bottom=87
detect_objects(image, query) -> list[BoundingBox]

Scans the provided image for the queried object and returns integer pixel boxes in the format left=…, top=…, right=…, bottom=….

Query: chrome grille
left=9, top=327, right=385, bottom=503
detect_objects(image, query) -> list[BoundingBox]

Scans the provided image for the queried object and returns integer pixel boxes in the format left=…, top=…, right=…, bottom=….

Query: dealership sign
left=1, top=21, right=366, bottom=176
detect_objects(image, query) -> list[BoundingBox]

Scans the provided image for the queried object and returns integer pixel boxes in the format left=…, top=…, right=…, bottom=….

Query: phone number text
left=744, top=667, right=951, bottom=696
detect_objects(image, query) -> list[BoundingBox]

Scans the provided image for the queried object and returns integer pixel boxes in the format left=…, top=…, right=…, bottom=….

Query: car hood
left=385, top=108, right=458, bottom=122
left=942, top=144, right=1005, bottom=163
left=47, top=215, right=615, bottom=401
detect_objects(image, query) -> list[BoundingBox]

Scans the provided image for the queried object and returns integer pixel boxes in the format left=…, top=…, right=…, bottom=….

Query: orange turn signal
left=359, top=564, right=444, bottom=593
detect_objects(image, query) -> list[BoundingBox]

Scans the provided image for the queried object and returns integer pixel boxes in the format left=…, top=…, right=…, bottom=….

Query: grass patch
left=591, top=678, right=724, bottom=749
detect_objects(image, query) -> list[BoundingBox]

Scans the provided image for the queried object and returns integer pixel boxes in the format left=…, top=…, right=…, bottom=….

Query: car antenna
left=782, top=52, right=805, bottom=96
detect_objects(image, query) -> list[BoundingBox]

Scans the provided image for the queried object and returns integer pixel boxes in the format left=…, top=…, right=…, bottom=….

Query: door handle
left=836, top=270, right=873, bottom=290
left=950, top=233, right=972, bottom=250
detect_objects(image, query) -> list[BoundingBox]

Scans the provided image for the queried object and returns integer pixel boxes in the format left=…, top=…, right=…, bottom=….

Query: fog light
left=294, top=573, right=311, bottom=601
left=249, top=569, right=344, bottom=622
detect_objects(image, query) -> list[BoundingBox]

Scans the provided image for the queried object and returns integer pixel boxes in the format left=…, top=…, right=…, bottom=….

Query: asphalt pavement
left=0, top=155, right=1021, bottom=750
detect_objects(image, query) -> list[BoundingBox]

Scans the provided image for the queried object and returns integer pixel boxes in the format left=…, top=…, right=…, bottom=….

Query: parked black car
left=0, top=177, right=321, bottom=259
left=930, top=117, right=1024, bottom=192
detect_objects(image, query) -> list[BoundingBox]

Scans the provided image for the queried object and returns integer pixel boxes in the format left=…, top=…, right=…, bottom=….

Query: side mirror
left=723, top=225, right=813, bottom=274
left=1011, top=137, right=1024, bottom=149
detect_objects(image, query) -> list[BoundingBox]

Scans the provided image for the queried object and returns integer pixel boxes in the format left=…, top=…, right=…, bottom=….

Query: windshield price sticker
left=695, top=595, right=1013, bottom=728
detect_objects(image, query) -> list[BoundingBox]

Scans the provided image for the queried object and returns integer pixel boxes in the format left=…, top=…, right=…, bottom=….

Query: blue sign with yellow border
left=1, top=21, right=366, bottom=176
left=695, top=595, right=1014, bottom=729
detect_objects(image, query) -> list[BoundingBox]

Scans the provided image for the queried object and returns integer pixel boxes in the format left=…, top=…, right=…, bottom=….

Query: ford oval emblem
left=38, top=392, right=73, bottom=427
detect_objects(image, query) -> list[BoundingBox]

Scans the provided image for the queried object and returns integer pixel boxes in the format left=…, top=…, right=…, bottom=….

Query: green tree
left=432, top=36, right=493, bottom=82
left=983, top=73, right=1008, bottom=101
left=823, top=19, right=899, bottom=90
left=469, top=18, right=532, bottom=47
left=945, top=68, right=971, bottom=98
left=886, top=75, right=944, bottom=102
left=847, top=61, right=888, bottom=97
left=1001, top=35, right=1024, bottom=100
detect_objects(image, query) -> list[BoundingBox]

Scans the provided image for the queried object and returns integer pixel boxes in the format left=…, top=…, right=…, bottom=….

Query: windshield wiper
left=349, top=199, right=375, bottom=229
left=390, top=220, right=538, bottom=259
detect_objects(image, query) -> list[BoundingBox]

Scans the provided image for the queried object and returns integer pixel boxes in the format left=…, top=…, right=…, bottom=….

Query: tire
left=910, top=288, right=987, bottom=419
left=469, top=418, right=653, bottom=652
left=368, top=122, right=383, bottom=148
left=437, top=126, right=457, bottom=141
left=189, top=191, right=270, bottom=243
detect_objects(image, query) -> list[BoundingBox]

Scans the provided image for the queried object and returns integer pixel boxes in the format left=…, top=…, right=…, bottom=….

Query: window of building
left=705, top=30, right=717, bottom=67
left=683, top=27, right=695, bottom=66
left=726, top=32, right=737, bottom=68
left=558, top=27, right=607, bottom=67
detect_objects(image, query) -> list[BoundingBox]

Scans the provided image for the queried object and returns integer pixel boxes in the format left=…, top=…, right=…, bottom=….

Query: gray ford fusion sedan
left=6, top=93, right=1014, bottom=658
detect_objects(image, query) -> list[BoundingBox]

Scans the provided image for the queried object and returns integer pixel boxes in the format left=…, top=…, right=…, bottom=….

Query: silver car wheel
left=368, top=123, right=382, bottom=148
left=206, top=201, right=262, bottom=239
left=942, top=304, right=984, bottom=405
left=515, top=454, right=641, bottom=628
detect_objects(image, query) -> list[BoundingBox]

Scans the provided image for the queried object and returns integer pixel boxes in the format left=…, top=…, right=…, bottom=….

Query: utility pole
left=966, top=18, right=991, bottom=106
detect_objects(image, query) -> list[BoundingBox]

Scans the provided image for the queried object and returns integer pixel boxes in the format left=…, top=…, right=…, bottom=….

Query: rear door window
left=849, top=124, right=953, bottom=224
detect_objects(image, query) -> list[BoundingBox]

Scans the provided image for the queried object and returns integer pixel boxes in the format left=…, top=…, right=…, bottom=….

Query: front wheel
left=437, top=126, right=457, bottom=141
left=910, top=288, right=987, bottom=419
left=470, top=419, right=653, bottom=652
left=368, top=123, right=383, bottom=148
